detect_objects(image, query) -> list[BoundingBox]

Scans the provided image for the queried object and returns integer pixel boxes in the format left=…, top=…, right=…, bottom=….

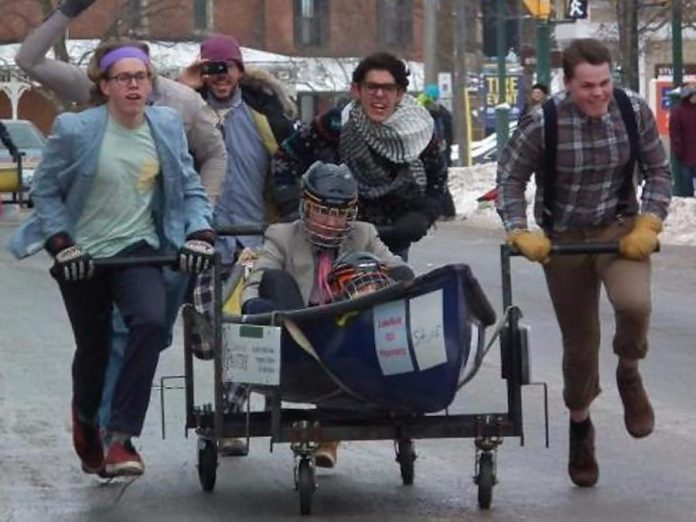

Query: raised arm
left=15, top=8, right=92, bottom=103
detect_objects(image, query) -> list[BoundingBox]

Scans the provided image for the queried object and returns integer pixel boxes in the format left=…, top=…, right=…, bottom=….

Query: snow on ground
left=449, top=164, right=696, bottom=246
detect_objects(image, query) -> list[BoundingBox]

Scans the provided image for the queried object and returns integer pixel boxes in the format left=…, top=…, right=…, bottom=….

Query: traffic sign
left=522, top=0, right=551, bottom=19
left=567, top=0, right=589, bottom=19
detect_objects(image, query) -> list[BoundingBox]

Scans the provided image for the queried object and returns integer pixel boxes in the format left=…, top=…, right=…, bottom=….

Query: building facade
left=0, top=0, right=427, bottom=131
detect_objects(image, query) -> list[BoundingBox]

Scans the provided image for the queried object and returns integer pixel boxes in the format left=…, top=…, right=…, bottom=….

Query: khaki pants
left=543, top=218, right=652, bottom=411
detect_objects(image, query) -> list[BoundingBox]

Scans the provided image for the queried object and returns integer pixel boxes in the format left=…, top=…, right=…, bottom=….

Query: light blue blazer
left=9, top=105, right=213, bottom=258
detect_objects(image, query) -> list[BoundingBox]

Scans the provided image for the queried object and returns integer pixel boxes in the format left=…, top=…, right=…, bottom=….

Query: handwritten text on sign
left=222, top=324, right=281, bottom=385
left=409, top=290, right=447, bottom=370
left=373, top=299, right=414, bottom=375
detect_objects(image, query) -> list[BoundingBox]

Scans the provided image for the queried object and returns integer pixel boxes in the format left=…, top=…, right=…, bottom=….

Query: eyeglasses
left=361, top=82, right=400, bottom=95
left=109, top=71, right=151, bottom=87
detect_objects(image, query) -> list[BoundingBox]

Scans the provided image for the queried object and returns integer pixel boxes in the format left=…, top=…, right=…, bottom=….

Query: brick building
left=0, top=0, right=427, bottom=132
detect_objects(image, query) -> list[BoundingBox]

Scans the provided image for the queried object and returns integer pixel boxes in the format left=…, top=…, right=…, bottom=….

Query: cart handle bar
left=215, top=224, right=266, bottom=237
left=214, top=224, right=395, bottom=238
left=92, top=255, right=178, bottom=268
left=504, top=242, right=659, bottom=257
left=503, top=243, right=619, bottom=256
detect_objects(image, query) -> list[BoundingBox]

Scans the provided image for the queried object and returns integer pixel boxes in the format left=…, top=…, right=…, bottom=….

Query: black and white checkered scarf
left=339, top=95, right=434, bottom=200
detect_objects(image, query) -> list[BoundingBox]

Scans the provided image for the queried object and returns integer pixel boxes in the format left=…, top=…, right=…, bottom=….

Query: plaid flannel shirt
left=191, top=270, right=248, bottom=412
left=496, top=90, right=672, bottom=232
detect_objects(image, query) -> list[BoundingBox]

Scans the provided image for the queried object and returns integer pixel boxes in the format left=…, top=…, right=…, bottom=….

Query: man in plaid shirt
left=496, top=38, right=671, bottom=489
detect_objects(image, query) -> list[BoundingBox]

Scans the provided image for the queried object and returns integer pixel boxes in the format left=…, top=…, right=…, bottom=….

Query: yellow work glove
left=506, top=229, right=552, bottom=263
left=619, top=214, right=662, bottom=261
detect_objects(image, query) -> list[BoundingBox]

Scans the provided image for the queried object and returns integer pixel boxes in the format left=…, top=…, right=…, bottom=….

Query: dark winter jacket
left=428, top=104, right=454, bottom=166
left=669, top=98, right=696, bottom=168
left=271, top=108, right=448, bottom=253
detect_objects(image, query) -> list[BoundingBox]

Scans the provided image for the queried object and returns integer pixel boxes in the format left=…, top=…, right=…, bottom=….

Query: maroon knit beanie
left=200, top=34, right=244, bottom=71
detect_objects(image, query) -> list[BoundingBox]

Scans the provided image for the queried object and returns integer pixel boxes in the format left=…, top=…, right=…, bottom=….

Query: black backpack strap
left=613, top=87, right=640, bottom=216
left=541, top=98, right=558, bottom=232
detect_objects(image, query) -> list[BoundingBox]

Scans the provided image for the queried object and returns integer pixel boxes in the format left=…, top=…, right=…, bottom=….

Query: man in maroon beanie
left=179, top=35, right=297, bottom=454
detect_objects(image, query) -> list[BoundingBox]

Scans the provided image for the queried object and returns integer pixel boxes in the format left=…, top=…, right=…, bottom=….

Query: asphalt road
left=1, top=214, right=695, bottom=522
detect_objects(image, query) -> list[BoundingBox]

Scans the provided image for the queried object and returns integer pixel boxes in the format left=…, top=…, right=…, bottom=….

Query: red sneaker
left=71, top=404, right=104, bottom=474
left=105, top=440, right=144, bottom=476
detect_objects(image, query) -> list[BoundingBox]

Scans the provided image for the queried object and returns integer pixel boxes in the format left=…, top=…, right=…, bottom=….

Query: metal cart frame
left=166, top=230, right=551, bottom=514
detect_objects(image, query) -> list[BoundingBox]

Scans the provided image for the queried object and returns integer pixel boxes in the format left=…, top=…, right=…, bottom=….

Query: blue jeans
left=97, top=267, right=190, bottom=428
left=59, top=263, right=167, bottom=436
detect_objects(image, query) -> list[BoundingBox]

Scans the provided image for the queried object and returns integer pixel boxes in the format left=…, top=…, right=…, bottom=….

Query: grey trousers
left=543, top=217, right=652, bottom=411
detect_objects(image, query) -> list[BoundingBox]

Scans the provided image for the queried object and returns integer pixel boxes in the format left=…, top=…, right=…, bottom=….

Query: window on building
left=378, top=0, right=413, bottom=49
left=294, top=0, right=330, bottom=48
left=193, top=0, right=212, bottom=32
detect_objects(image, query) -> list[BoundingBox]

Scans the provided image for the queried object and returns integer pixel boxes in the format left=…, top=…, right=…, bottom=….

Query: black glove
left=274, top=185, right=300, bottom=220
left=9, top=148, right=20, bottom=163
left=58, top=0, right=98, bottom=18
left=46, top=233, right=94, bottom=282
left=178, top=230, right=215, bottom=274
left=391, top=211, right=431, bottom=243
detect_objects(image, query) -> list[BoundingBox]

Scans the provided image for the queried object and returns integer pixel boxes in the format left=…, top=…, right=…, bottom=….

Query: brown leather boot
left=315, top=441, right=340, bottom=468
left=568, top=418, right=599, bottom=487
left=617, top=365, right=655, bottom=438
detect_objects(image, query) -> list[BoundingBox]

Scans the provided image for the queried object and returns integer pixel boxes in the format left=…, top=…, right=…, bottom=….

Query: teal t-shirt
left=75, top=116, right=160, bottom=258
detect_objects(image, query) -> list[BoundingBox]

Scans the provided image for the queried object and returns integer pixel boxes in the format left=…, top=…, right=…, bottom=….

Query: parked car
left=450, top=121, right=518, bottom=165
left=0, top=119, right=47, bottom=189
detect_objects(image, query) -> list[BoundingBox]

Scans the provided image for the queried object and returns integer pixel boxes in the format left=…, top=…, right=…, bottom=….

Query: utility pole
left=453, top=0, right=470, bottom=167
left=523, top=0, right=551, bottom=88
left=496, top=0, right=510, bottom=153
left=424, top=0, right=439, bottom=85
left=617, top=0, right=640, bottom=90
left=536, top=21, right=551, bottom=88
left=670, top=0, right=687, bottom=196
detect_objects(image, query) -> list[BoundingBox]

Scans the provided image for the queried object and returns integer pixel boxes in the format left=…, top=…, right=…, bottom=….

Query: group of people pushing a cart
left=9, top=0, right=671, bottom=493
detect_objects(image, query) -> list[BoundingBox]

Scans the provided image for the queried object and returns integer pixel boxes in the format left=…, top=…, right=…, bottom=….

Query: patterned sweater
left=496, top=90, right=672, bottom=232
left=270, top=108, right=447, bottom=252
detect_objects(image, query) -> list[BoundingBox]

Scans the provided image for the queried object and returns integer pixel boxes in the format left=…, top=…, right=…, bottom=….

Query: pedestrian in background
left=518, top=82, right=549, bottom=120
left=669, top=83, right=696, bottom=196
left=418, top=84, right=456, bottom=220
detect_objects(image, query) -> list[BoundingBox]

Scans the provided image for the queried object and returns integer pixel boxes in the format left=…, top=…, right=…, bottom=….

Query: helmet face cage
left=328, top=259, right=394, bottom=301
left=300, top=192, right=358, bottom=248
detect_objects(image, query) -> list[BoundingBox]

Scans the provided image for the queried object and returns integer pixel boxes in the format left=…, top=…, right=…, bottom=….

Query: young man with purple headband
left=10, top=44, right=214, bottom=477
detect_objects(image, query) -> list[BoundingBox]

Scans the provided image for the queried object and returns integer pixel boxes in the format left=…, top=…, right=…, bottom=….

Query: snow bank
left=448, top=164, right=695, bottom=246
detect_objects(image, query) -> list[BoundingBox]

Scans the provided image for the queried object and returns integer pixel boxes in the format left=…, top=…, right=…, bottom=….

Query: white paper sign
left=373, top=299, right=414, bottom=375
left=409, top=290, right=447, bottom=371
left=222, top=323, right=281, bottom=385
